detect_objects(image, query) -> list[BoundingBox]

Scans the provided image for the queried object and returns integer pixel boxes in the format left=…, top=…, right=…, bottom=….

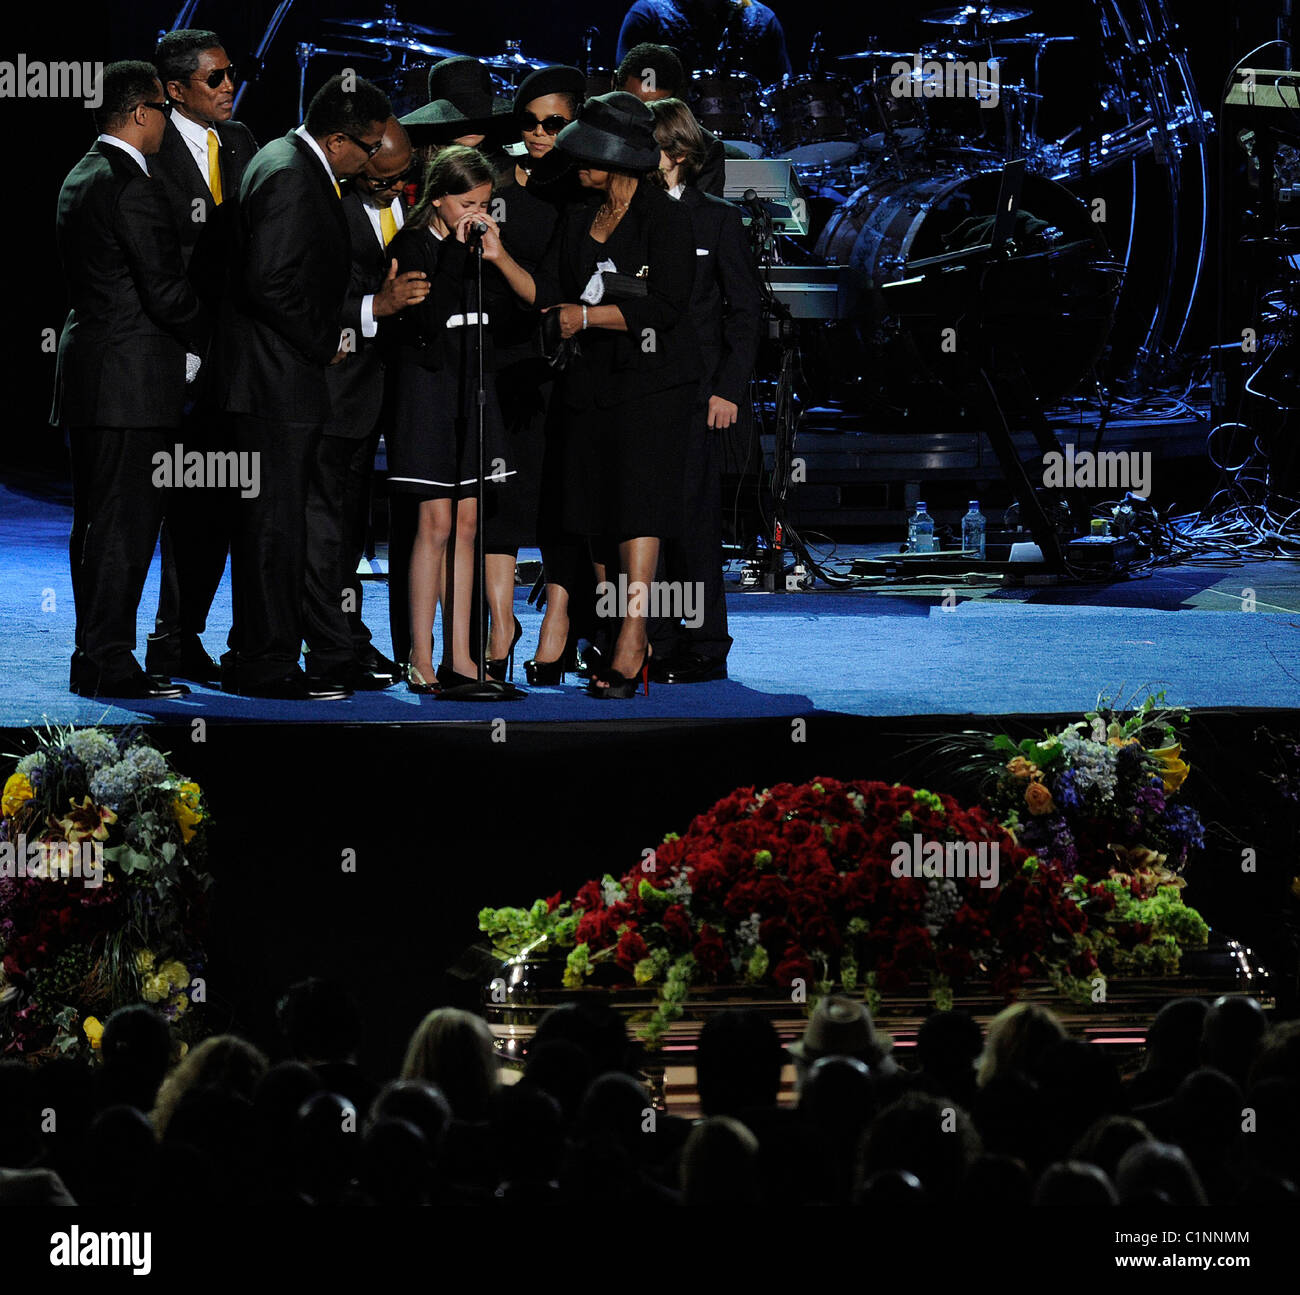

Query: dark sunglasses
left=192, top=65, right=237, bottom=89
left=342, top=132, right=384, bottom=158
left=359, top=165, right=417, bottom=190
left=519, top=112, right=571, bottom=136
left=140, top=101, right=167, bottom=114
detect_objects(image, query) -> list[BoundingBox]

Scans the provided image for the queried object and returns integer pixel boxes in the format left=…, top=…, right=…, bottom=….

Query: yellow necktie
left=206, top=130, right=223, bottom=206
left=332, top=177, right=341, bottom=199
left=379, top=204, right=397, bottom=246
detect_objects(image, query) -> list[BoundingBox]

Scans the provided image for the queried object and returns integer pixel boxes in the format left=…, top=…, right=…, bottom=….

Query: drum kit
left=287, top=0, right=1210, bottom=408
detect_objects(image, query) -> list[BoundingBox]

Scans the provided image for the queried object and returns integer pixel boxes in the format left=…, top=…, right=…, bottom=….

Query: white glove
left=185, top=353, right=202, bottom=384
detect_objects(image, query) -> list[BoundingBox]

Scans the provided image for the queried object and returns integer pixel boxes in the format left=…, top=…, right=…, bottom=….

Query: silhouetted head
left=523, top=1038, right=596, bottom=1124
left=1034, top=1159, right=1119, bottom=1205
left=696, top=1009, right=785, bottom=1117
left=101, top=1004, right=172, bottom=1110
left=798, top=1055, right=877, bottom=1134
left=533, top=1001, right=634, bottom=1078
left=369, top=1079, right=453, bottom=1160
left=977, top=1003, right=1065, bottom=1087
left=1142, top=997, right=1208, bottom=1077
left=857, top=1092, right=981, bottom=1202
left=1115, top=1140, right=1208, bottom=1205
left=399, top=1008, right=498, bottom=1122
left=1201, top=996, right=1268, bottom=1086
left=680, top=1116, right=761, bottom=1207
left=361, top=1117, right=428, bottom=1205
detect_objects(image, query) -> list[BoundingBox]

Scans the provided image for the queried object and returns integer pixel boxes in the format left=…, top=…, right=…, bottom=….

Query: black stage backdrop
left=8, top=2, right=1280, bottom=472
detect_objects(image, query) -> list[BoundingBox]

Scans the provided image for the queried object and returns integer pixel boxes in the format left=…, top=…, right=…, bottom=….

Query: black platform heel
left=486, top=617, right=523, bottom=683
left=588, top=646, right=651, bottom=699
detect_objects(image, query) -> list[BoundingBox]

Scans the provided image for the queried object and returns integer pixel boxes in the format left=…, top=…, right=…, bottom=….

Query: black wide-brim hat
left=400, top=97, right=508, bottom=134
left=513, top=65, right=587, bottom=116
left=403, top=56, right=513, bottom=136
left=555, top=91, right=661, bottom=171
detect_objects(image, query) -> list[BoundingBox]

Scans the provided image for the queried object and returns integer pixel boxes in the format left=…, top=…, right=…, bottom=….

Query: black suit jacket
left=677, top=186, right=761, bottom=405
left=216, top=131, right=350, bottom=424
left=697, top=127, right=728, bottom=200
left=533, top=181, right=702, bottom=409
left=151, top=111, right=258, bottom=310
left=323, top=189, right=393, bottom=439
left=51, top=141, right=207, bottom=429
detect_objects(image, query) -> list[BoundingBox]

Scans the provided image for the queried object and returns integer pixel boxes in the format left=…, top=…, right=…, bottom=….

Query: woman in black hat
left=385, top=146, right=512, bottom=693
left=400, top=57, right=517, bottom=179
left=480, top=92, right=703, bottom=698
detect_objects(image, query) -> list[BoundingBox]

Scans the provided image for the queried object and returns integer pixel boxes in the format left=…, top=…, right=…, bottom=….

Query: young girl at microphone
left=385, top=145, right=513, bottom=692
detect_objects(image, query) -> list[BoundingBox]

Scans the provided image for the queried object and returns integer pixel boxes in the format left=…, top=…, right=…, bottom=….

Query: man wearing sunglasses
left=143, top=29, right=260, bottom=689
left=215, top=73, right=392, bottom=700
left=52, top=62, right=207, bottom=699
left=303, top=117, right=428, bottom=693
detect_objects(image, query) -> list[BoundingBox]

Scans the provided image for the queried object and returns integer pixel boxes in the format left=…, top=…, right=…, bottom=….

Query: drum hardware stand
left=882, top=248, right=1078, bottom=572
left=439, top=232, right=525, bottom=701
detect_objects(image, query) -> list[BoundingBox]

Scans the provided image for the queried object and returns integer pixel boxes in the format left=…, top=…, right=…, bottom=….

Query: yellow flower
left=135, top=949, right=156, bottom=974
left=172, top=782, right=203, bottom=844
left=1007, top=756, right=1039, bottom=782
left=160, top=960, right=190, bottom=990
left=1292, top=876, right=1300, bottom=903
left=172, top=993, right=189, bottom=1016
left=83, top=1016, right=104, bottom=1050
left=1025, top=781, right=1055, bottom=816
left=1149, top=743, right=1189, bottom=793
left=56, top=797, right=117, bottom=842
left=2, top=773, right=34, bottom=817
left=141, top=973, right=170, bottom=1004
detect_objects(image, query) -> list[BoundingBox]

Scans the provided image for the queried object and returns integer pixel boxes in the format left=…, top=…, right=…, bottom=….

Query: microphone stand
left=438, top=233, right=526, bottom=702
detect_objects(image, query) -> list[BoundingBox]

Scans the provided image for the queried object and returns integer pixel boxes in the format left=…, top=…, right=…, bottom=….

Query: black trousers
left=152, top=403, right=232, bottom=648
left=68, top=425, right=171, bottom=686
left=302, top=429, right=380, bottom=676
left=650, top=400, right=732, bottom=662
left=223, top=413, right=317, bottom=687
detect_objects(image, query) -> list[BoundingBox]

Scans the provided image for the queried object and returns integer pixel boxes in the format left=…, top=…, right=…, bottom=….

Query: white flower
left=66, top=729, right=120, bottom=772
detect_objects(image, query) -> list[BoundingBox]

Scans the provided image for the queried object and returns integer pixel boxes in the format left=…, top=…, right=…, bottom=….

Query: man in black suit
left=615, top=43, right=740, bottom=199
left=144, top=28, right=258, bottom=686
left=52, top=61, right=208, bottom=699
left=216, top=73, right=392, bottom=701
left=302, top=116, right=427, bottom=690
left=648, top=99, right=761, bottom=683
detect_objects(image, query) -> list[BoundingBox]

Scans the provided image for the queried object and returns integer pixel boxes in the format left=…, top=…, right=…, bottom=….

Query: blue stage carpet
left=3, top=480, right=1298, bottom=725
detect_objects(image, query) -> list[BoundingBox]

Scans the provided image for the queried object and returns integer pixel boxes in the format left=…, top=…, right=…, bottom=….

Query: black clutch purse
left=540, top=308, right=574, bottom=371
left=599, top=270, right=649, bottom=301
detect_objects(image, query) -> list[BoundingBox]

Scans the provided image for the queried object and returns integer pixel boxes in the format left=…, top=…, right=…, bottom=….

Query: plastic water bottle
left=908, top=501, right=935, bottom=553
left=962, top=500, right=986, bottom=558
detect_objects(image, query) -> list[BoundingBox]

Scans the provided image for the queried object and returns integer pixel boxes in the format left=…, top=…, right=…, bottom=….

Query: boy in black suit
left=216, top=73, right=392, bottom=701
left=52, top=61, right=208, bottom=699
left=648, top=98, right=761, bottom=683
left=145, top=28, right=258, bottom=686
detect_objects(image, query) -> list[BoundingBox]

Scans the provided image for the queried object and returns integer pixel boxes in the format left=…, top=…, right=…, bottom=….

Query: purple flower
left=1055, top=770, right=1083, bottom=811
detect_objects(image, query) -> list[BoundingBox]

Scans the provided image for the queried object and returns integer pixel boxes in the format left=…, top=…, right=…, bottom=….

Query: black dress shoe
left=237, top=673, right=353, bottom=701
left=359, top=648, right=402, bottom=680
left=350, top=668, right=400, bottom=691
left=655, top=652, right=728, bottom=685
left=146, top=633, right=220, bottom=684
left=70, top=672, right=190, bottom=700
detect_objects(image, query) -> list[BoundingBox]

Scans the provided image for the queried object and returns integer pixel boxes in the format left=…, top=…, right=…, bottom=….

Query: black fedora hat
left=555, top=91, right=660, bottom=171
left=513, top=65, right=587, bottom=116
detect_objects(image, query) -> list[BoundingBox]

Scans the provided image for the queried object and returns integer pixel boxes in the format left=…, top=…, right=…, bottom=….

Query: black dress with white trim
left=385, top=224, right=512, bottom=500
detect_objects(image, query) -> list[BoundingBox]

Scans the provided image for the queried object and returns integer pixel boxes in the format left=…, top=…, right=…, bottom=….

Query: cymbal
left=837, top=49, right=916, bottom=61
left=922, top=5, right=1033, bottom=24
left=327, top=16, right=452, bottom=38
left=478, top=50, right=554, bottom=70
left=996, top=33, right=1078, bottom=44
left=356, top=35, right=465, bottom=60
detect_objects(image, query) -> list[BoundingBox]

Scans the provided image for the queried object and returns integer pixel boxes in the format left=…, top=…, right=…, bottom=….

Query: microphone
left=466, top=219, right=489, bottom=243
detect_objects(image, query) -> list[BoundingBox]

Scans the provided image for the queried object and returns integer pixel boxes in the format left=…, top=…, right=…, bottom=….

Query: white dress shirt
left=358, top=197, right=404, bottom=338
left=170, top=108, right=218, bottom=193
left=96, top=134, right=149, bottom=176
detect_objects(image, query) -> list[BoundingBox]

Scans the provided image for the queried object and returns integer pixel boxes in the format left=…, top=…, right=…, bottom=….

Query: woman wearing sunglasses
left=481, top=66, right=589, bottom=684
left=480, top=92, right=703, bottom=698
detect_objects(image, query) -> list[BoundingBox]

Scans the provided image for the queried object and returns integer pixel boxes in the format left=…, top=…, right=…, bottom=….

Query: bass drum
left=810, top=168, right=1119, bottom=414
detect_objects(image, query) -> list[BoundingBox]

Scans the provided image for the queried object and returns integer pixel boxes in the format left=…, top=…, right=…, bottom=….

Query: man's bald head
left=355, top=117, right=414, bottom=206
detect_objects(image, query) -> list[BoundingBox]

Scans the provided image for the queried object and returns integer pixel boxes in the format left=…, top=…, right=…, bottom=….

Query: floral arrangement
left=980, top=691, right=1210, bottom=976
left=0, top=724, right=213, bottom=1060
left=482, top=778, right=1118, bottom=1046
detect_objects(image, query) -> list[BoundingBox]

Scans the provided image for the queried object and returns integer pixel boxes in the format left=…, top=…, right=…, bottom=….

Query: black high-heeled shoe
left=486, top=617, right=523, bottom=683
left=588, top=646, right=651, bottom=699
left=524, top=641, right=578, bottom=686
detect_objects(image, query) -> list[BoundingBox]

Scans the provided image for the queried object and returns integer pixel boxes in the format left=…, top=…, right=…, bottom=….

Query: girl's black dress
left=385, top=224, right=510, bottom=500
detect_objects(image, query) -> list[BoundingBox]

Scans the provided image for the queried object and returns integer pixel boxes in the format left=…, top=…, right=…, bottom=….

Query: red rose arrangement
left=480, top=777, right=1102, bottom=1045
